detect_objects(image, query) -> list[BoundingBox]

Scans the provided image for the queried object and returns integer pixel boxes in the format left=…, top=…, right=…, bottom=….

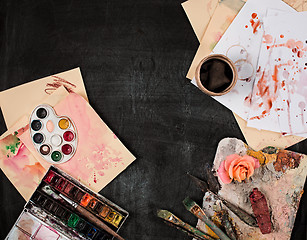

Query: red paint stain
left=280, top=34, right=284, bottom=38
left=257, top=71, right=269, bottom=97
left=94, top=172, right=97, bottom=183
left=45, top=76, right=77, bottom=95
left=245, top=25, right=248, bottom=28
left=267, top=39, right=306, bottom=58
left=298, top=51, right=303, bottom=58
left=278, top=58, right=281, bottom=61
left=272, top=65, right=279, bottom=93
left=249, top=13, right=260, bottom=34
left=250, top=19, right=261, bottom=34
left=250, top=115, right=262, bottom=120
left=281, top=81, right=285, bottom=88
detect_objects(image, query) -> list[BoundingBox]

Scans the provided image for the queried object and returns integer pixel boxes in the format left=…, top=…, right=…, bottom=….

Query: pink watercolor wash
left=19, top=93, right=135, bottom=194
left=34, top=225, right=59, bottom=240
left=0, top=127, right=47, bottom=200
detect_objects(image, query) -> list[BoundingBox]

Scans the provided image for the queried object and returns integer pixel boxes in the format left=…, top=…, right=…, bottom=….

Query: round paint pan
left=29, top=104, right=78, bottom=164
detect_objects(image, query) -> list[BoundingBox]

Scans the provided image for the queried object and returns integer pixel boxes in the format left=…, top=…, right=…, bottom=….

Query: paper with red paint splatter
left=200, top=0, right=295, bottom=120
left=248, top=10, right=307, bottom=136
left=19, top=93, right=136, bottom=194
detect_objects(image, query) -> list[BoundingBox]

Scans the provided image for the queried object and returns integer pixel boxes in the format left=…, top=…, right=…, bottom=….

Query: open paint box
left=5, top=166, right=129, bottom=240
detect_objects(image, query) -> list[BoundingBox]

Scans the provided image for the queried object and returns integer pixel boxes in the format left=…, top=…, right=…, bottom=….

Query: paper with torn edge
left=0, top=87, right=70, bottom=200
left=19, top=93, right=136, bottom=196
left=197, top=0, right=295, bottom=120
left=0, top=68, right=88, bottom=129
left=248, top=11, right=307, bottom=136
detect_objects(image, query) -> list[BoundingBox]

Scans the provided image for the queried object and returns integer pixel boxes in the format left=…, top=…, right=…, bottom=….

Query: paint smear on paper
left=19, top=93, right=136, bottom=194
left=0, top=127, right=46, bottom=200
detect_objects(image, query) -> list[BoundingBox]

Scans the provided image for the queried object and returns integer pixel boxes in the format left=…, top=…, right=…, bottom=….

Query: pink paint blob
left=263, top=34, right=273, bottom=44
left=46, top=120, right=54, bottom=133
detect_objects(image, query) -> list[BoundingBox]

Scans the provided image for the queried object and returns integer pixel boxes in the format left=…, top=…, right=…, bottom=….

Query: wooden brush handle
left=76, top=205, right=125, bottom=240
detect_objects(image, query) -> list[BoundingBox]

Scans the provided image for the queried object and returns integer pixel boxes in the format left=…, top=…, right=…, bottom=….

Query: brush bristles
left=157, top=209, right=172, bottom=219
left=183, top=197, right=196, bottom=210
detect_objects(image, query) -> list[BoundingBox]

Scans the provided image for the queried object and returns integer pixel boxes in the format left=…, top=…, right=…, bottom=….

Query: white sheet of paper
left=198, top=0, right=295, bottom=120
left=247, top=9, right=291, bottom=133
left=248, top=11, right=307, bottom=135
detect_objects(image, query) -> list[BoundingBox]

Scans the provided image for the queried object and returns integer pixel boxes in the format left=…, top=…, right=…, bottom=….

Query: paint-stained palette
left=5, top=166, right=128, bottom=240
left=196, top=138, right=307, bottom=240
left=29, top=104, right=78, bottom=164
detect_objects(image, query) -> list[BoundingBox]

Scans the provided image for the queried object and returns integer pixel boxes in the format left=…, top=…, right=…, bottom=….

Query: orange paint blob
left=268, top=99, right=273, bottom=109
left=272, top=65, right=278, bottom=83
left=280, top=34, right=284, bottom=38
left=80, top=193, right=93, bottom=207
left=252, top=13, right=257, bottom=19
left=245, top=25, right=248, bottom=28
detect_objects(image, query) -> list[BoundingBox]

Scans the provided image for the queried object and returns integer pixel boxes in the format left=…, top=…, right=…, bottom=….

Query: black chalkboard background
left=0, top=1, right=306, bottom=239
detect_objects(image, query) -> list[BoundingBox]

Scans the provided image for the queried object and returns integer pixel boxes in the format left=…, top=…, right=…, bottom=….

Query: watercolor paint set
left=29, top=104, right=78, bottom=164
left=6, top=166, right=128, bottom=240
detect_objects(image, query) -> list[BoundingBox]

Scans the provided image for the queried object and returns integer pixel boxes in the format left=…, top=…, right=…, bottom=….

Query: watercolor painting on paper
left=0, top=127, right=47, bottom=200
left=0, top=91, right=135, bottom=200
left=19, top=93, right=136, bottom=194
left=248, top=11, right=307, bottom=136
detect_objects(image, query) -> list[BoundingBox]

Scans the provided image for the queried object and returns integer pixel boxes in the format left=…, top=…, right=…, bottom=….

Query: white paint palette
left=29, top=104, right=78, bottom=164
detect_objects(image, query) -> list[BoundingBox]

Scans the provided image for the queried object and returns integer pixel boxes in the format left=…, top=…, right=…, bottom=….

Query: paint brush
left=183, top=197, right=231, bottom=240
left=187, top=173, right=258, bottom=227
left=156, top=209, right=215, bottom=240
left=204, top=163, right=220, bottom=193
left=214, top=202, right=237, bottom=240
left=187, top=172, right=213, bottom=193
left=41, top=186, right=125, bottom=240
left=164, top=221, right=209, bottom=240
